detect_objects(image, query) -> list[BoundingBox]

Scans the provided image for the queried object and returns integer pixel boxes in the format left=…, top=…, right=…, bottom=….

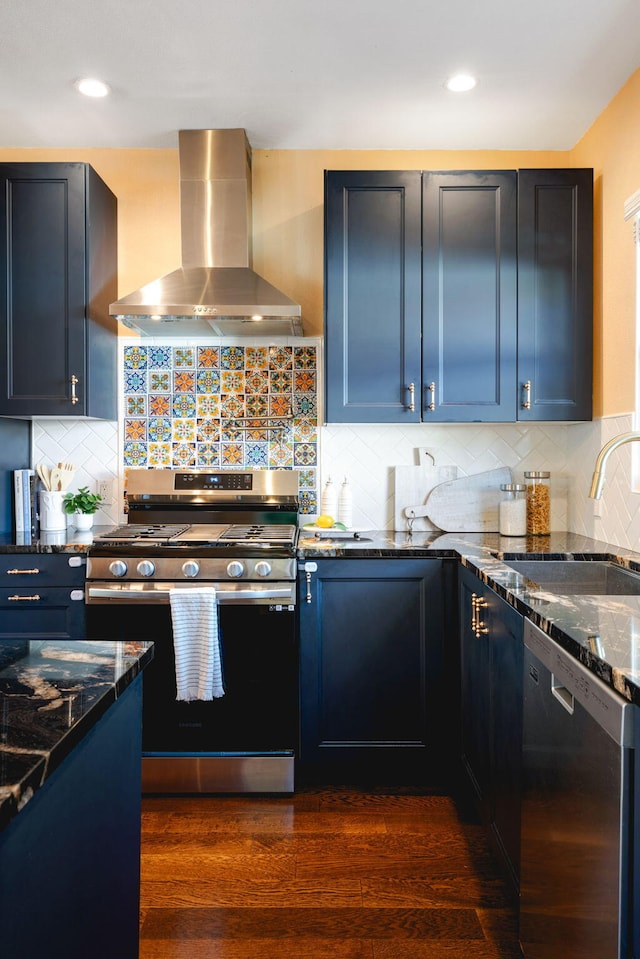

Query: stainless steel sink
left=503, top=560, right=640, bottom=595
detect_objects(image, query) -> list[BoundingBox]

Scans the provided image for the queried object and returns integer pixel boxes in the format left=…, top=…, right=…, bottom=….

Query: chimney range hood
left=110, top=129, right=303, bottom=337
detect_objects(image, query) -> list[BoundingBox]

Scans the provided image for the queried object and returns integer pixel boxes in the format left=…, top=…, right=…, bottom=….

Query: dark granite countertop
left=0, top=639, right=153, bottom=832
left=298, top=530, right=640, bottom=707
left=0, top=525, right=115, bottom=553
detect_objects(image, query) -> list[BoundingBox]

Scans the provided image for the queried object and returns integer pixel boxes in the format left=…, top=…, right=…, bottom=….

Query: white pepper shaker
left=338, top=477, right=353, bottom=528
left=320, top=476, right=337, bottom=518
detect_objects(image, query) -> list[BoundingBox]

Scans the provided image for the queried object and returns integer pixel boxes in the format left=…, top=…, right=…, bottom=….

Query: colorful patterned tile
left=125, top=395, right=146, bottom=416
left=123, top=441, right=147, bottom=466
left=172, top=418, right=196, bottom=442
left=149, top=372, right=171, bottom=392
left=221, top=443, right=244, bottom=466
left=197, top=346, right=220, bottom=368
left=294, top=442, right=317, bottom=466
left=269, top=370, right=292, bottom=393
left=298, top=468, right=317, bottom=489
left=124, top=345, right=148, bottom=369
left=124, top=371, right=147, bottom=394
left=220, top=422, right=244, bottom=442
left=172, top=443, right=196, bottom=467
left=298, top=490, right=318, bottom=515
left=173, top=371, right=196, bottom=392
left=245, top=346, right=269, bottom=369
left=269, top=346, right=293, bottom=370
left=269, top=394, right=293, bottom=417
left=196, top=369, right=220, bottom=393
left=148, top=417, right=172, bottom=442
left=293, top=419, right=317, bottom=443
left=196, top=443, right=221, bottom=467
left=148, top=443, right=171, bottom=467
left=149, top=394, right=171, bottom=416
left=294, top=346, right=316, bottom=369
left=268, top=444, right=293, bottom=468
left=220, top=394, right=245, bottom=418
left=197, top=394, right=220, bottom=417
left=221, top=370, right=245, bottom=393
left=245, top=443, right=269, bottom=466
left=293, top=393, right=317, bottom=417
left=245, top=371, right=269, bottom=394
left=242, top=421, right=270, bottom=441
left=173, top=347, right=195, bottom=368
left=124, top=418, right=147, bottom=441
left=172, top=394, right=196, bottom=418
left=197, top=419, right=220, bottom=443
left=148, top=346, right=172, bottom=370
left=245, top=395, right=269, bottom=418
left=294, top=370, right=316, bottom=392
left=221, top=346, right=245, bottom=370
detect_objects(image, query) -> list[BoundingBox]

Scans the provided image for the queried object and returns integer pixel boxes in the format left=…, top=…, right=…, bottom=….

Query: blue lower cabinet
left=299, top=558, right=456, bottom=785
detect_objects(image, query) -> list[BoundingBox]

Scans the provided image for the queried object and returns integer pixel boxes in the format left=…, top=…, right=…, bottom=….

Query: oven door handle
left=86, top=585, right=295, bottom=603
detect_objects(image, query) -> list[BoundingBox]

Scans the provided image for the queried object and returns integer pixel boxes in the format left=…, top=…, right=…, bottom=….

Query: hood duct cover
left=110, top=129, right=303, bottom=336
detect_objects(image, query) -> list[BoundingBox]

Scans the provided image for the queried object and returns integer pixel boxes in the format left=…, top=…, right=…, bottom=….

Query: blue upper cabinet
left=324, top=171, right=422, bottom=423
left=324, top=168, right=593, bottom=424
left=422, top=171, right=517, bottom=422
left=517, top=169, right=593, bottom=422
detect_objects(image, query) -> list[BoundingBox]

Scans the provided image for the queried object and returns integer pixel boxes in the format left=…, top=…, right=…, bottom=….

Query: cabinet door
left=0, top=587, right=86, bottom=640
left=422, top=172, right=517, bottom=421
left=324, top=171, right=422, bottom=423
left=459, top=568, right=491, bottom=810
left=0, top=163, right=117, bottom=419
left=517, top=168, right=593, bottom=421
left=299, top=558, right=451, bottom=782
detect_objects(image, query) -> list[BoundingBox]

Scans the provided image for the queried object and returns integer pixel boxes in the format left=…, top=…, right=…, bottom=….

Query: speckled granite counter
left=298, top=530, right=640, bottom=706
left=0, top=524, right=116, bottom=553
left=0, top=639, right=153, bottom=831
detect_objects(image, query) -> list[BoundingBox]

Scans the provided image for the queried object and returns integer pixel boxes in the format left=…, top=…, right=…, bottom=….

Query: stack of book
left=13, top=469, right=38, bottom=536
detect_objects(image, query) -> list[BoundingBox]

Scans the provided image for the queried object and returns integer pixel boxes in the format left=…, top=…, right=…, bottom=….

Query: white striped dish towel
left=169, top=587, right=224, bottom=701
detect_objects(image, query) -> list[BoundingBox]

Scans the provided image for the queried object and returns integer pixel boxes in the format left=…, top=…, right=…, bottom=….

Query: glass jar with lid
left=524, top=471, right=551, bottom=535
left=499, top=484, right=527, bottom=536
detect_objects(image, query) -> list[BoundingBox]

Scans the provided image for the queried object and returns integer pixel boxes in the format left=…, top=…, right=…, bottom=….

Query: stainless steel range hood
left=110, top=129, right=303, bottom=337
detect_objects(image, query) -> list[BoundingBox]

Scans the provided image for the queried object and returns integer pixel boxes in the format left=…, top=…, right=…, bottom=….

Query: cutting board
left=425, top=467, right=512, bottom=532
left=393, top=464, right=458, bottom=532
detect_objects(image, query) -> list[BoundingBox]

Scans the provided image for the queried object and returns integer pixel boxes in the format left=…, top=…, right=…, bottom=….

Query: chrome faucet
left=589, top=431, right=640, bottom=499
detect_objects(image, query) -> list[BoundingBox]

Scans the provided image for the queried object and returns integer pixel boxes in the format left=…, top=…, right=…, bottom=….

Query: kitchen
left=2, top=2, right=640, bottom=957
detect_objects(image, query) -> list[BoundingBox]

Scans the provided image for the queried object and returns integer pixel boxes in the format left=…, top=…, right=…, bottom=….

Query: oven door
left=85, top=581, right=298, bottom=793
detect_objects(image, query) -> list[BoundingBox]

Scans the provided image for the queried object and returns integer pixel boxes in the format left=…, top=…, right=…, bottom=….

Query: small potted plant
left=63, top=486, right=103, bottom=530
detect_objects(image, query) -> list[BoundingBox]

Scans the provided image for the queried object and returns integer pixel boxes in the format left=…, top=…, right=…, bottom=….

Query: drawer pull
left=6, top=568, right=40, bottom=575
left=426, top=382, right=436, bottom=411
left=8, top=594, right=41, bottom=601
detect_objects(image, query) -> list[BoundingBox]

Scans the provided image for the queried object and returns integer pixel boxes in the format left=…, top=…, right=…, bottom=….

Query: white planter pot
left=73, top=512, right=94, bottom=530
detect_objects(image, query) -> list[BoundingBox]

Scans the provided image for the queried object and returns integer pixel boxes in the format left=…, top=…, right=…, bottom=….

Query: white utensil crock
left=39, top=491, right=67, bottom=531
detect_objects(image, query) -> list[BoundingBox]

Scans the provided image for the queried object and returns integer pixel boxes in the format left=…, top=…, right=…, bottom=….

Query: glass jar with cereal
left=524, top=471, right=551, bottom=535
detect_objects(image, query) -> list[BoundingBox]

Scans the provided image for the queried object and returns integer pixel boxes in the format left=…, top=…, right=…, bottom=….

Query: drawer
left=0, top=554, right=86, bottom=587
left=0, top=587, right=86, bottom=640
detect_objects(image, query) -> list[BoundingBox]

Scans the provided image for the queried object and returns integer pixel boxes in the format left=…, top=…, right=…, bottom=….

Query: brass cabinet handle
left=426, top=382, right=436, bottom=411
left=522, top=380, right=532, bottom=410
left=474, top=597, right=489, bottom=637
left=471, top=593, right=478, bottom=631
left=71, top=374, right=79, bottom=405
left=8, top=594, right=41, bottom=601
left=406, top=382, right=415, bottom=412
left=6, top=568, right=40, bottom=575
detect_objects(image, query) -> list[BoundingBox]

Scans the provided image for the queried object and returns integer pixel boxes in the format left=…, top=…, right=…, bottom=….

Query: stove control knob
left=255, top=561, right=272, bottom=578
left=136, top=560, right=156, bottom=578
left=109, top=560, right=128, bottom=578
left=182, top=561, right=200, bottom=579
left=226, top=561, right=245, bottom=579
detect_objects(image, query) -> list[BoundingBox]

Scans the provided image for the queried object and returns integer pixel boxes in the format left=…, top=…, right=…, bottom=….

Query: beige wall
left=3, top=66, right=640, bottom=416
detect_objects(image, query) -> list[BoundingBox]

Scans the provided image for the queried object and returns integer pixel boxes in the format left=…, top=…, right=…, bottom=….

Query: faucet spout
left=589, top=431, right=640, bottom=499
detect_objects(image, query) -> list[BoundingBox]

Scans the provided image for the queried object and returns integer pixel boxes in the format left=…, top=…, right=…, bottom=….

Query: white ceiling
left=3, top=0, right=640, bottom=151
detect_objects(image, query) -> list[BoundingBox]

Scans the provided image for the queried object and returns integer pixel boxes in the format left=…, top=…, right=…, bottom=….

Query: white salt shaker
left=338, top=477, right=353, bottom=528
left=499, top=484, right=527, bottom=536
left=320, top=476, right=337, bottom=518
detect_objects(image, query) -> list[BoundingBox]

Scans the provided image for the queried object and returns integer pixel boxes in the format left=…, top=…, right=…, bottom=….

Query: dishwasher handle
left=551, top=677, right=575, bottom=715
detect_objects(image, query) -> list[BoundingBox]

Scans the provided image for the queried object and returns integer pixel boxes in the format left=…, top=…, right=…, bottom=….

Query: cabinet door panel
left=0, top=588, right=86, bottom=640
left=423, top=172, right=517, bottom=421
left=517, top=169, right=593, bottom=421
left=459, top=568, right=491, bottom=808
left=324, top=172, right=422, bottom=423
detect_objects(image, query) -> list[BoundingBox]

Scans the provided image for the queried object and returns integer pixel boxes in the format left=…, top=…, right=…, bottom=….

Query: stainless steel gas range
left=85, top=469, right=300, bottom=794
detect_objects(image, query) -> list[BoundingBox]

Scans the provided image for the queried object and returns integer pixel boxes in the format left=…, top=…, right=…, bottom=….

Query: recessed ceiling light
left=74, top=77, right=110, bottom=98
left=445, top=74, right=477, bottom=93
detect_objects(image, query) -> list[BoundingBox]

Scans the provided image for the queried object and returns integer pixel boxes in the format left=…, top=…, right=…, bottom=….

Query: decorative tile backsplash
left=121, top=342, right=319, bottom=514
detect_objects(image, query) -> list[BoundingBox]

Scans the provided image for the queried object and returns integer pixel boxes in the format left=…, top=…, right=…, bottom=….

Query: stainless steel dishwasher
left=520, top=619, right=638, bottom=959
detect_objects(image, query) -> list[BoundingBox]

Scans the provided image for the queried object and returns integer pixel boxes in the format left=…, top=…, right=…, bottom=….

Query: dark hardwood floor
left=139, top=786, right=522, bottom=958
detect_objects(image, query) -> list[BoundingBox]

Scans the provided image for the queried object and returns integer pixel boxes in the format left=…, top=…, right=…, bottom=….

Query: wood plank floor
left=139, top=786, right=522, bottom=959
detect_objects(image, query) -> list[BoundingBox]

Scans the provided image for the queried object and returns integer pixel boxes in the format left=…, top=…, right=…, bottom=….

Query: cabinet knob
left=70, top=374, right=79, bottom=405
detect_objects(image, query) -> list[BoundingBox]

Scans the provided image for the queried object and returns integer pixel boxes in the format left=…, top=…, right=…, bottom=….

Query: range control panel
left=174, top=472, right=253, bottom=491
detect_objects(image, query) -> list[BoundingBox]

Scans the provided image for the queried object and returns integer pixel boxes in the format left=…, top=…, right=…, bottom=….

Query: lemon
left=315, top=514, right=335, bottom=528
